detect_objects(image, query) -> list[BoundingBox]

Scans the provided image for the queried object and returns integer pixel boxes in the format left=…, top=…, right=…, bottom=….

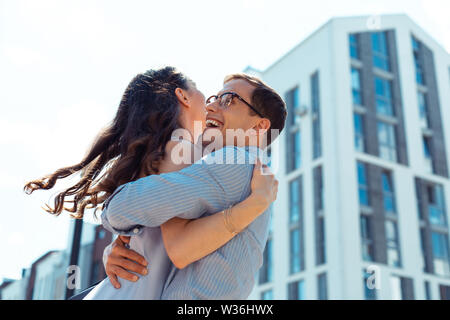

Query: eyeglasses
left=206, top=91, right=264, bottom=118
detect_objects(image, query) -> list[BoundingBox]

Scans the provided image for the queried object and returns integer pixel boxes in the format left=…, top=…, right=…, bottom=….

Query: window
left=419, top=228, right=430, bottom=272
left=377, top=121, right=397, bottom=162
left=374, top=77, right=393, bottom=116
left=363, top=270, right=377, bottom=300
left=311, top=72, right=320, bottom=113
left=351, top=68, right=362, bottom=105
left=349, top=34, right=359, bottom=59
left=316, top=217, right=326, bottom=265
left=315, top=166, right=324, bottom=212
left=423, top=136, right=434, bottom=173
left=372, top=31, right=390, bottom=71
left=424, top=281, right=431, bottom=300
left=317, top=273, right=328, bottom=300
left=313, top=119, right=321, bottom=159
left=286, top=87, right=301, bottom=173
left=386, top=220, right=401, bottom=267
left=286, top=87, right=300, bottom=126
left=289, top=179, right=301, bottom=223
left=431, top=232, right=450, bottom=277
left=287, top=129, right=301, bottom=173
left=354, top=113, right=365, bottom=152
left=288, top=280, right=305, bottom=300
left=382, top=172, right=396, bottom=213
left=314, top=166, right=325, bottom=265
left=290, top=228, right=302, bottom=274
left=357, top=162, right=369, bottom=206
left=417, top=91, right=429, bottom=128
left=261, top=289, right=273, bottom=300
left=360, top=215, right=374, bottom=261
left=311, top=72, right=321, bottom=159
left=259, top=239, right=273, bottom=284
left=440, top=284, right=450, bottom=300
left=428, top=185, right=447, bottom=226
left=390, top=275, right=402, bottom=300
left=412, top=36, right=424, bottom=85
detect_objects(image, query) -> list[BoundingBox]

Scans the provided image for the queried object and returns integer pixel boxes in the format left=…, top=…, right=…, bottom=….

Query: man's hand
left=105, top=235, right=149, bottom=289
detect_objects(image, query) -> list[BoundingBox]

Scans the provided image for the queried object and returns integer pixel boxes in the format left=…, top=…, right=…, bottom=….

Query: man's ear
left=175, top=88, right=190, bottom=108
left=254, top=118, right=271, bottom=135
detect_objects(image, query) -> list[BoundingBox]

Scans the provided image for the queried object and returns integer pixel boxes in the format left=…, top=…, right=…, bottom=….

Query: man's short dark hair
left=223, top=73, right=287, bottom=145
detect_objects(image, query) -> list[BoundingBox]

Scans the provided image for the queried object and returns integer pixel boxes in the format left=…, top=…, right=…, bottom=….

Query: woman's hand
left=248, top=158, right=278, bottom=212
left=105, top=235, right=148, bottom=289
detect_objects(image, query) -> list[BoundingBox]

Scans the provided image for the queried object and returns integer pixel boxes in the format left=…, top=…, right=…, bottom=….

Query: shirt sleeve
left=101, top=147, right=254, bottom=235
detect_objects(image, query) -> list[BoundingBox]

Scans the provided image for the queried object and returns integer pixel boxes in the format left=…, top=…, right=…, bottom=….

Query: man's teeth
left=206, top=119, right=221, bottom=127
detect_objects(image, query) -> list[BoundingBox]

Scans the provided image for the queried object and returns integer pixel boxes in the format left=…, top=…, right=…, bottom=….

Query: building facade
left=0, top=222, right=112, bottom=300
left=248, top=14, right=450, bottom=300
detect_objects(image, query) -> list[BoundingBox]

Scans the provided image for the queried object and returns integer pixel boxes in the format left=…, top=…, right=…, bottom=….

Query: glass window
left=431, top=232, right=450, bottom=277
left=357, top=162, right=369, bottom=206
left=382, top=172, right=396, bottom=213
left=412, top=37, right=424, bottom=85
left=290, top=228, right=302, bottom=274
left=363, top=270, right=377, bottom=300
left=424, top=281, right=431, bottom=300
left=417, top=91, right=429, bottom=128
left=428, top=185, right=447, bottom=226
left=259, top=239, right=273, bottom=284
left=288, top=280, right=305, bottom=300
left=311, top=72, right=321, bottom=159
left=315, top=166, right=324, bottom=211
left=316, top=217, right=326, bottom=265
left=351, top=68, right=362, bottom=105
left=311, top=72, right=320, bottom=113
left=294, top=130, right=301, bottom=169
left=378, top=121, right=397, bottom=162
left=390, top=275, right=402, bottom=300
left=374, top=77, right=393, bottom=116
left=349, top=34, right=359, bottom=59
left=317, top=273, right=328, bottom=300
left=286, top=87, right=300, bottom=126
left=289, top=179, right=301, bottom=224
left=386, top=220, right=401, bottom=267
left=261, top=289, right=273, bottom=300
left=360, top=215, right=374, bottom=261
left=372, top=32, right=390, bottom=71
left=423, top=136, right=434, bottom=173
left=313, top=118, right=321, bottom=159
left=354, top=113, right=365, bottom=152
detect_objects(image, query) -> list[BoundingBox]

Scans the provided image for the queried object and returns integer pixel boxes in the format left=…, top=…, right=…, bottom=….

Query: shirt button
left=133, top=227, right=140, bottom=234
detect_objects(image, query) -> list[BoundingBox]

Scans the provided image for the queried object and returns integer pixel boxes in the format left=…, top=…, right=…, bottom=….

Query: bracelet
left=223, top=206, right=240, bottom=235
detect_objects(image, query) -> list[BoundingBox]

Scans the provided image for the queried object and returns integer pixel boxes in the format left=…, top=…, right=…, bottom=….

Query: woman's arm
left=161, top=159, right=278, bottom=269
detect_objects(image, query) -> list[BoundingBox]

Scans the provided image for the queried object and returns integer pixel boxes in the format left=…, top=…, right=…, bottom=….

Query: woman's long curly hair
left=24, top=66, right=190, bottom=219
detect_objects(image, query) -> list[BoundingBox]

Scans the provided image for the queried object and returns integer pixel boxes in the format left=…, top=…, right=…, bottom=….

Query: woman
left=24, top=66, right=277, bottom=299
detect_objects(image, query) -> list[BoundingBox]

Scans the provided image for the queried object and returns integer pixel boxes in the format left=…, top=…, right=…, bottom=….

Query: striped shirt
left=101, top=146, right=270, bottom=299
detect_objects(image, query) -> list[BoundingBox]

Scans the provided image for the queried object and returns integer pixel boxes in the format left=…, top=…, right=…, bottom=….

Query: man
left=78, top=74, right=286, bottom=299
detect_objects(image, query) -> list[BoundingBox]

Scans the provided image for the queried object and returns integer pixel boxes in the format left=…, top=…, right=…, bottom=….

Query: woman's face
left=185, top=80, right=207, bottom=130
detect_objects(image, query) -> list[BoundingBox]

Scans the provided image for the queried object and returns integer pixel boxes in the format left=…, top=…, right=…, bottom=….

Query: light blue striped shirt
left=101, top=146, right=270, bottom=299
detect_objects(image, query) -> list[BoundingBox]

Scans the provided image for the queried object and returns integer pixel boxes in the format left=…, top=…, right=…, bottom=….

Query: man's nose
left=206, top=101, right=219, bottom=113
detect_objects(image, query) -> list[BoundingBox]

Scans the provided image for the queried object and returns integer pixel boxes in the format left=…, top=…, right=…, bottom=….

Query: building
left=0, top=221, right=112, bottom=300
left=247, top=14, right=450, bottom=300
left=0, top=269, right=29, bottom=300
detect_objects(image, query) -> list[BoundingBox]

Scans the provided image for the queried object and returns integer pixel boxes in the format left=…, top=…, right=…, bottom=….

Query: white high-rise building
left=248, top=14, right=450, bottom=300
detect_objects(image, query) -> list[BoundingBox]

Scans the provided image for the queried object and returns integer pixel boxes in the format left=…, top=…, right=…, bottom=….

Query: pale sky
left=0, top=0, right=449, bottom=281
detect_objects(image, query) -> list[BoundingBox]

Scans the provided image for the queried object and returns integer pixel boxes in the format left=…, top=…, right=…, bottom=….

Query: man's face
left=203, top=79, right=260, bottom=147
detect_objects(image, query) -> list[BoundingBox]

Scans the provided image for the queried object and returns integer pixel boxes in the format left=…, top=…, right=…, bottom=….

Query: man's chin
left=201, top=127, right=225, bottom=148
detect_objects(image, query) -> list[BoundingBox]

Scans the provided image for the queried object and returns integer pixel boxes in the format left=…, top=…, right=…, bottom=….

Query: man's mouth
left=205, top=119, right=223, bottom=128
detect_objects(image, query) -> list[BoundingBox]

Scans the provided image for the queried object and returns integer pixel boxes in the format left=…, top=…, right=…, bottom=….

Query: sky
left=0, top=0, right=449, bottom=281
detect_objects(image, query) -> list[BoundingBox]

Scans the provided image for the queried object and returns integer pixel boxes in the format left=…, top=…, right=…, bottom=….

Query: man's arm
left=101, top=147, right=255, bottom=236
